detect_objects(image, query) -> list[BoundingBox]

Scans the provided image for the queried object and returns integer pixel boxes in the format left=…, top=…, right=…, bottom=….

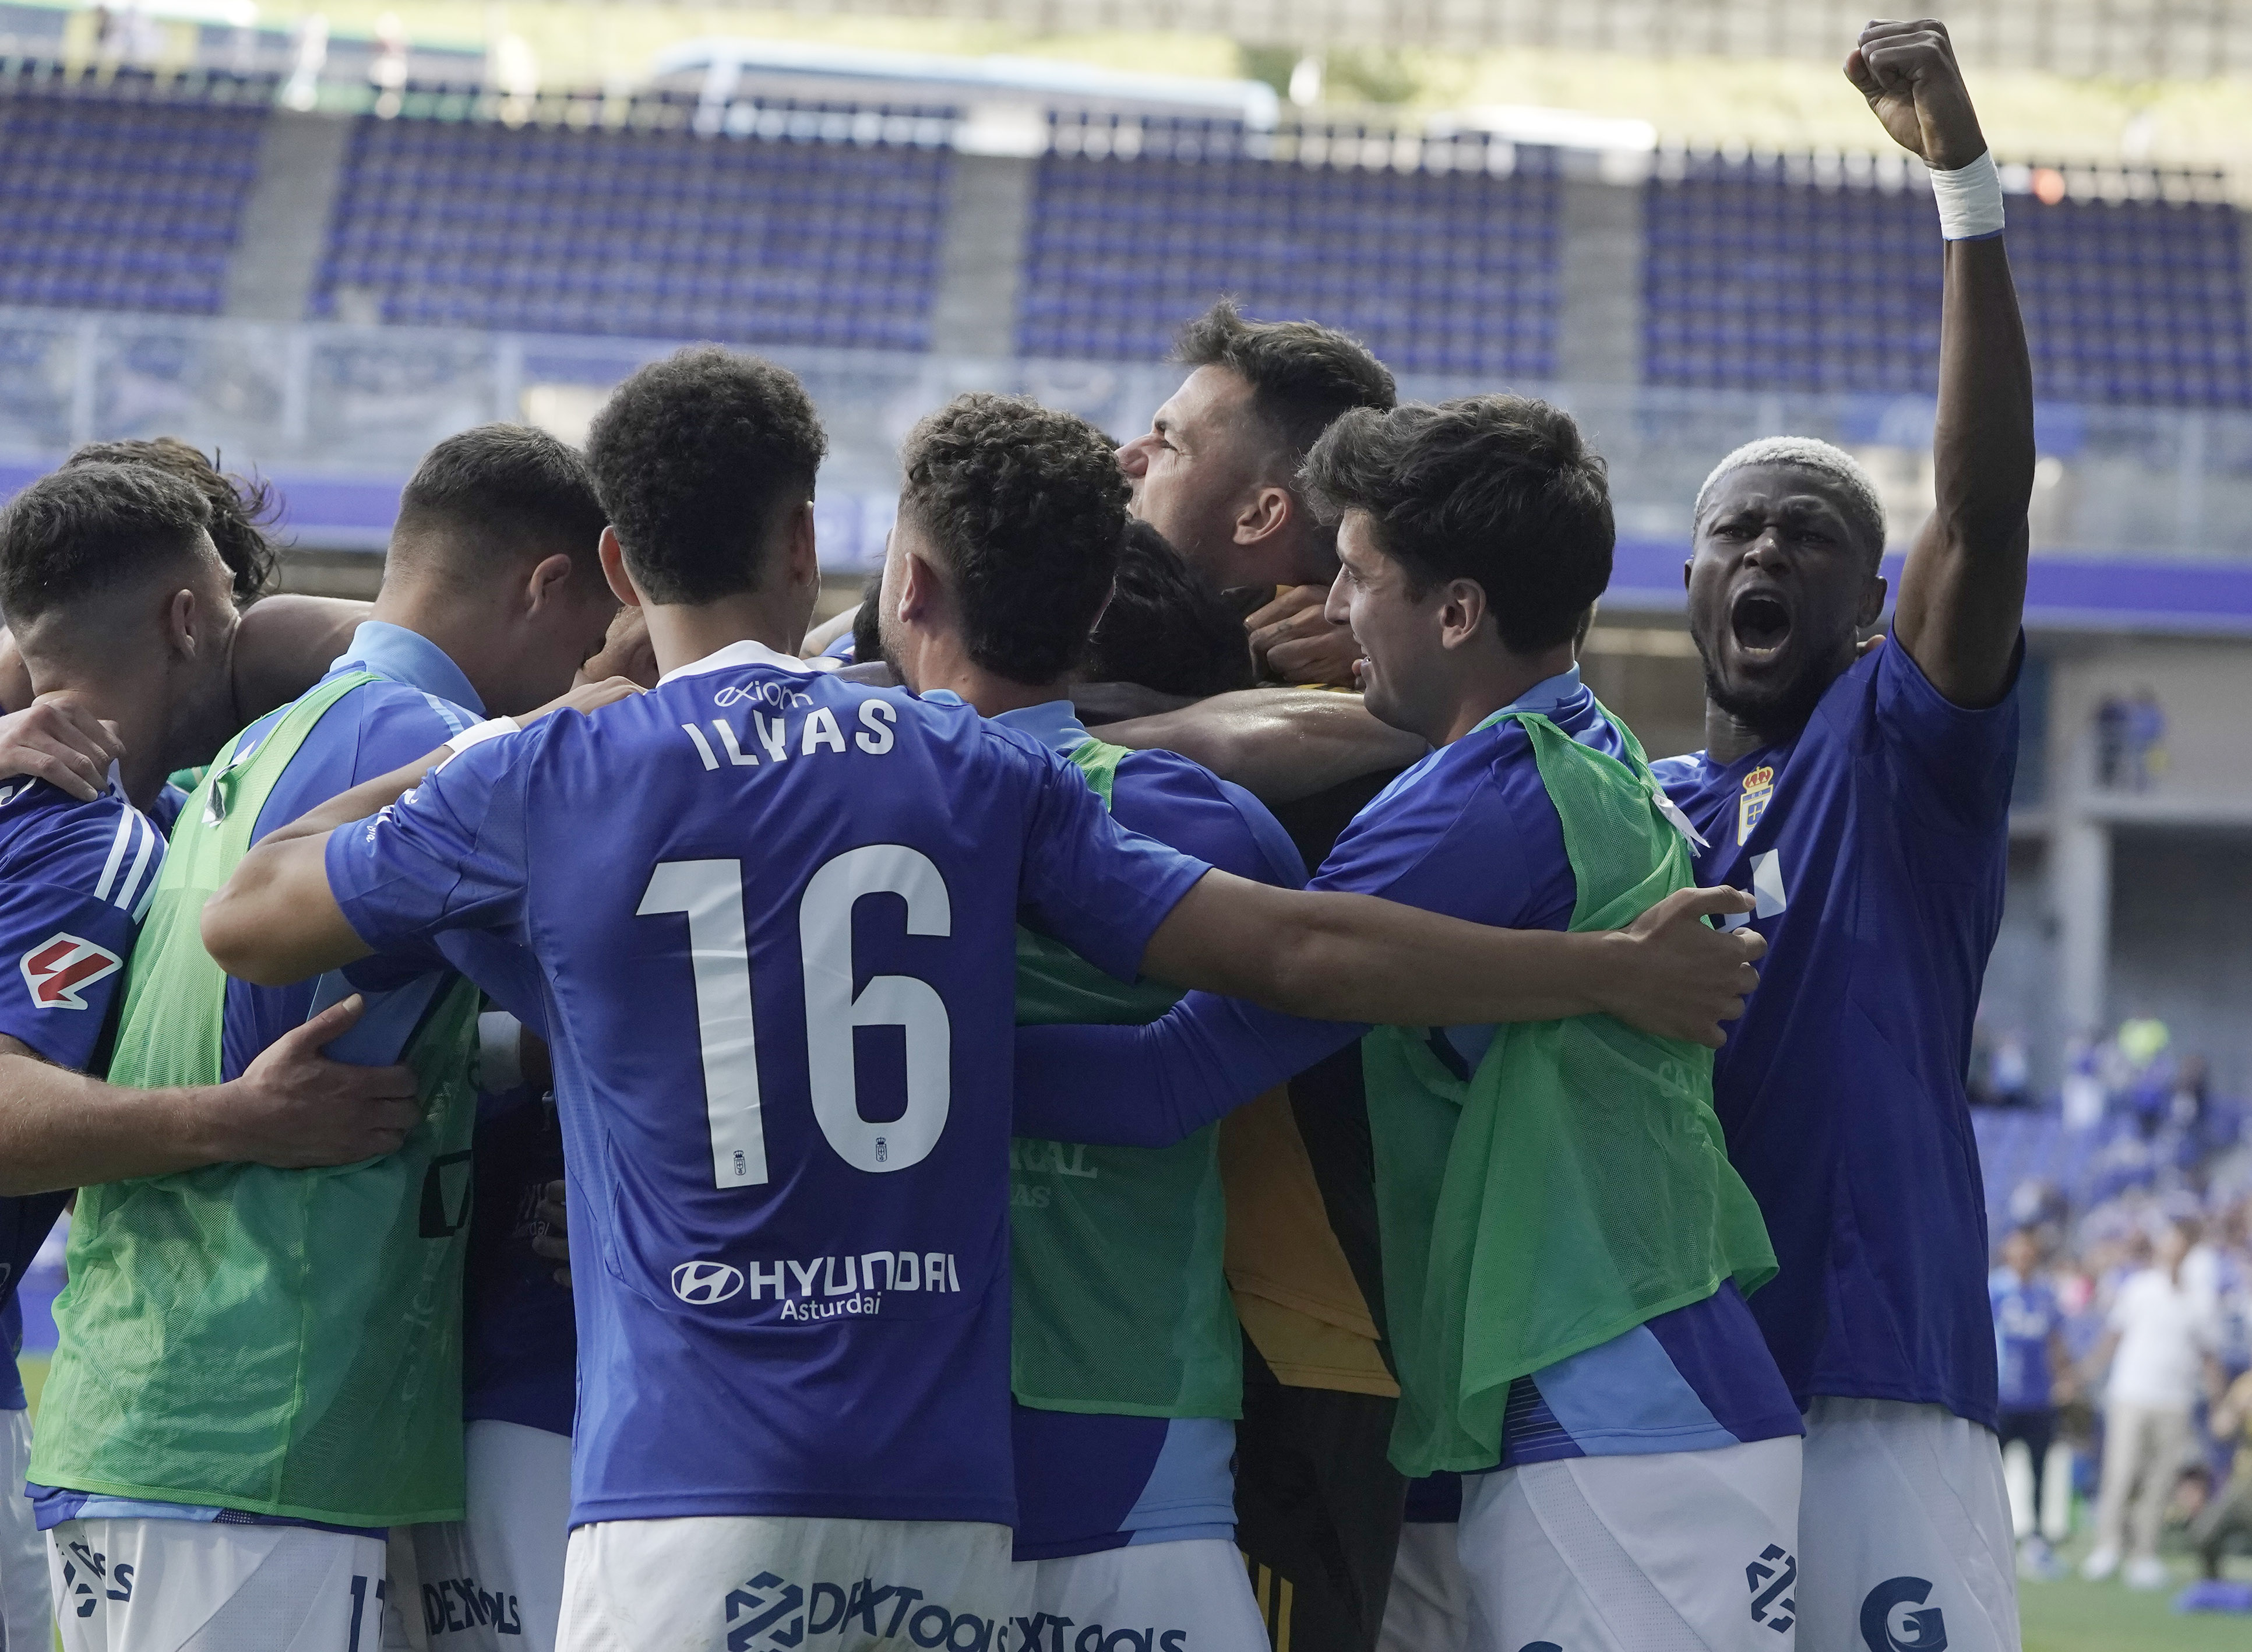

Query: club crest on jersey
left=20, top=932, right=122, bottom=1010
left=1738, top=765, right=1775, bottom=844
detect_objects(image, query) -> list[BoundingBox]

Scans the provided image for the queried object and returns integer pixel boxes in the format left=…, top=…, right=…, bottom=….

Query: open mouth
left=1729, top=591, right=1792, bottom=656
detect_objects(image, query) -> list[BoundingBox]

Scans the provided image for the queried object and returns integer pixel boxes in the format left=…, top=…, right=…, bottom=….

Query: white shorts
left=1796, top=1399, right=2017, bottom=1652
left=1012, top=1537, right=1266, bottom=1652
left=1457, top=1434, right=1803, bottom=1652
left=47, top=1517, right=389, bottom=1652
left=558, top=1514, right=1018, bottom=1652
left=1377, top=1523, right=1469, bottom=1652
left=412, top=1421, right=573, bottom=1652
left=1, top=1408, right=50, bottom=1652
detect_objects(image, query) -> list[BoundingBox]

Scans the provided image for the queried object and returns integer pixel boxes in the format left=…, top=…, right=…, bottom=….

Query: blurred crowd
left=1980, top=1014, right=2252, bottom=1602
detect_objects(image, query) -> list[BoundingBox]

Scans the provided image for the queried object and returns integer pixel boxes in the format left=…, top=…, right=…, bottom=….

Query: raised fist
left=1845, top=19, right=1989, bottom=172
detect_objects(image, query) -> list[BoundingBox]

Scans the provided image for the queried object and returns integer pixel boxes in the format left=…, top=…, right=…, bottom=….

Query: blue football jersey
left=0, top=777, right=164, bottom=1327
left=1013, top=670, right=1802, bottom=1466
left=224, top=621, right=482, bottom=1079
left=983, top=697, right=1305, bottom=1561
left=1990, top=1271, right=2063, bottom=1413
left=1652, top=637, right=2018, bottom=1428
left=326, top=639, right=1212, bottom=1528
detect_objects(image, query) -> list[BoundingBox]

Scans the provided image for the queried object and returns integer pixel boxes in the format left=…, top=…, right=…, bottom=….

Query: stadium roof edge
left=648, top=37, right=1279, bottom=128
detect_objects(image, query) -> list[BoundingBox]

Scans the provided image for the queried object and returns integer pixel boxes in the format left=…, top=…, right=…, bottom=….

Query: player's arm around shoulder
left=1849, top=19, right=2033, bottom=710
left=1095, top=687, right=1426, bottom=805
left=206, top=677, right=642, bottom=987
left=1137, top=871, right=1764, bottom=1048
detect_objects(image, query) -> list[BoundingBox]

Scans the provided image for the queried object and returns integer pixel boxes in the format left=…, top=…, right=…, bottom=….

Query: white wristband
left=1930, top=150, right=2005, bottom=240
left=443, top=715, right=519, bottom=758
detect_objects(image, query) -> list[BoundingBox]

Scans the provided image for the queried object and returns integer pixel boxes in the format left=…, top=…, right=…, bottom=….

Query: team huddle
left=0, top=23, right=2034, bottom=1652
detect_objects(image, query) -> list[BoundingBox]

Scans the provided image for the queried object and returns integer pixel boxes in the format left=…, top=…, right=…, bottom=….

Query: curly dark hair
left=586, top=347, right=829, bottom=605
left=1303, top=396, right=1613, bottom=655
left=65, top=436, right=278, bottom=601
left=0, top=462, right=213, bottom=628
left=395, top=424, right=608, bottom=578
left=1177, top=300, right=1397, bottom=469
left=898, top=393, right=1130, bottom=687
left=1087, top=522, right=1254, bottom=696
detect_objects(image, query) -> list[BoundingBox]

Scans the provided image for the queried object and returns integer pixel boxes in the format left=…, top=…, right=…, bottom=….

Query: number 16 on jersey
left=637, top=847, right=956, bottom=1189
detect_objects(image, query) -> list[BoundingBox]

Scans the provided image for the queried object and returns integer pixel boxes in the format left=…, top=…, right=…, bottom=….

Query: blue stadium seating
left=2, top=69, right=2243, bottom=413
left=0, top=75, right=267, bottom=315
left=1017, top=143, right=1560, bottom=376
left=1645, top=156, right=2252, bottom=408
left=312, top=111, right=951, bottom=351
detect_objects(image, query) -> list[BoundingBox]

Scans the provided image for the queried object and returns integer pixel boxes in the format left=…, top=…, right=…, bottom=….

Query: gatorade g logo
left=20, top=932, right=122, bottom=1010
left=675, top=1260, right=746, bottom=1304
left=1861, top=1577, right=1947, bottom=1652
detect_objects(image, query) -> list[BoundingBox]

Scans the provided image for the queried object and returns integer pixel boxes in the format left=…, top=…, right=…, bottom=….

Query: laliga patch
left=20, top=932, right=122, bottom=1010
left=1738, top=764, right=1775, bottom=844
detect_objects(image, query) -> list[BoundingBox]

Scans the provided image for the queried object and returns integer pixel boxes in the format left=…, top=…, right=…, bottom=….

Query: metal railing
left=2, top=307, right=2247, bottom=567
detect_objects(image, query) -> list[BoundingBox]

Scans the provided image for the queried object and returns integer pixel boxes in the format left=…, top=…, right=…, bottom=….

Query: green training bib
left=33, top=674, right=482, bottom=1526
left=1365, top=705, right=1777, bottom=1478
left=1009, top=738, right=1240, bottom=1419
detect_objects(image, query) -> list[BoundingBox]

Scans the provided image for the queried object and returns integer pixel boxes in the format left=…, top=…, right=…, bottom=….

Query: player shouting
left=1651, top=22, right=2035, bottom=1651
left=198, top=346, right=1764, bottom=1652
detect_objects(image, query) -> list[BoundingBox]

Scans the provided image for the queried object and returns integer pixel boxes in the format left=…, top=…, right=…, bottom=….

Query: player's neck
left=925, top=660, right=1062, bottom=720
left=1430, top=644, right=1577, bottom=747
left=21, top=665, right=167, bottom=807
left=1703, top=699, right=1787, bottom=769
left=368, top=580, right=506, bottom=707
left=640, top=594, right=808, bottom=679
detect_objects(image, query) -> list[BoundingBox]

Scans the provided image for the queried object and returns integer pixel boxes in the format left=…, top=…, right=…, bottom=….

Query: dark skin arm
left=1245, top=584, right=1363, bottom=688
left=1847, top=20, right=2034, bottom=709
left=1095, top=688, right=1426, bottom=805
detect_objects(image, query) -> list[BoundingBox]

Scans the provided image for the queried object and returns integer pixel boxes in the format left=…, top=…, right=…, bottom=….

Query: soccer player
left=1122, top=301, right=1385, bottom=693
left=1117, top=304, right=1422, bottom=1652
left=408, top=604, right=665, bottom=1652
left=1989, top=1227, right=2070, bottom=1578
left=198, top=345, right=1764, bottom=1652
left=29, top=426, right=621, bottom=1652
left=0, top=462, right=422, bottom=1652
left=0, top=438, right=373, bottom=809
left=1011, top=394, right=1805, bottom=1652
left=1647, top=23, right=2035, bottom=1651
left=876, top=392, right=1297, bottom=1649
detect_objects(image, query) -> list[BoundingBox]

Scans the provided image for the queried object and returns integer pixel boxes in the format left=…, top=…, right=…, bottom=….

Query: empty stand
left=1645, top=155, right=2252, bottom=408
left=0, top=72, right=269, bottom=316
left=313, top=108, right=953, bottom=350
left=1018, top=130, right=1560, bottom=375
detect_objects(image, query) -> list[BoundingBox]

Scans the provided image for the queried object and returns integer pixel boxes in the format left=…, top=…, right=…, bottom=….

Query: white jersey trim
left=657, top=639, right=814, bottom=688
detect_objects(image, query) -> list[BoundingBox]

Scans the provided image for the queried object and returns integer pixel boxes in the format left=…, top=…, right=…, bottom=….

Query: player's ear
left=895, top=544, right=939, bottom=624
left=1858, top=572, right=1888, bottom=628
left=161, top=585, right=199, bottom=659
left=523, top=551, right=575, bottom=615
left=597, top=527, right=640, bottom=608
left=783, top=499, right=819, bottom=593
left=1233, top=484, right=1291, bottom=547
left=1440, top=578, right=1488, bottom=649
